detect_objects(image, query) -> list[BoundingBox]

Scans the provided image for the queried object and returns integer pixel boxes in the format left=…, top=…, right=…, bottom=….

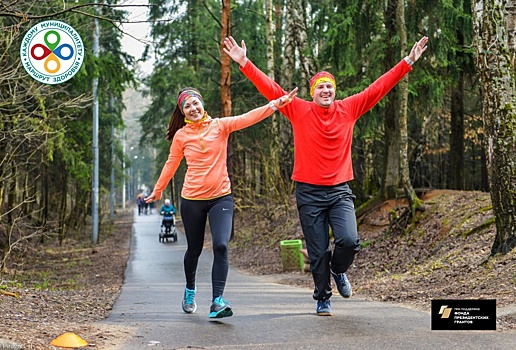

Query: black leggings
left=180, top=194, right=234, bottom=301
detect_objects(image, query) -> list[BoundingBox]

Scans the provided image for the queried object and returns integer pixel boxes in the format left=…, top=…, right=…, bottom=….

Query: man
left=223, top=35, right=428, bottom=316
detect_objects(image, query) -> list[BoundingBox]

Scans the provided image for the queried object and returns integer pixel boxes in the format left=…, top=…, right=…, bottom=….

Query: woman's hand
left=144, top=193, right=157, bottom=203
left=272, top=87, right=298, bottom=109
left=223, top=36, right=248, bottom=67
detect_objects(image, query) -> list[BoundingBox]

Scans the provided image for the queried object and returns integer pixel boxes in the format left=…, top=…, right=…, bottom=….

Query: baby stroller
left=159, top=211, right=177, bottom=243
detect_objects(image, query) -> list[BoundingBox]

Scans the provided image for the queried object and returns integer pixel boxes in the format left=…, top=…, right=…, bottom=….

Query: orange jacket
left=153, top=104, right=274, bottom=200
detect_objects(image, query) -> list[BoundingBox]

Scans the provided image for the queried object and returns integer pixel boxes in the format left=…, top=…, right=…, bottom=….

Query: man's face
left=312, top=82, right=335, bottom=108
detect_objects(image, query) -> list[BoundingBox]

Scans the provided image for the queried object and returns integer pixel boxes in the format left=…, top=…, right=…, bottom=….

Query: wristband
left=268, top=101, right=278, bottom=111
left=404, top=56, right=414, bottom=66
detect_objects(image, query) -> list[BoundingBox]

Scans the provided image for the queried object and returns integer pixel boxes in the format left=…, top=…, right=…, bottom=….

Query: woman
left=145, top=86, right=297, bottom=318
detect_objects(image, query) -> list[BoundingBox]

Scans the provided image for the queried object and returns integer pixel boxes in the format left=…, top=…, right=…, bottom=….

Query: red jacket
left=241, top=59, right=412, bottom=186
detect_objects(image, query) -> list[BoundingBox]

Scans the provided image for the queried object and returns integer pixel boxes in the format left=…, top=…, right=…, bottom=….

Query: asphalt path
left=100, top=209, right=516, bottom=349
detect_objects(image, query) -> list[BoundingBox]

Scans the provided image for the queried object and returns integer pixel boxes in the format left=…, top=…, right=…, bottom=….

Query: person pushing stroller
left=159, top=199, right=177, bottom=241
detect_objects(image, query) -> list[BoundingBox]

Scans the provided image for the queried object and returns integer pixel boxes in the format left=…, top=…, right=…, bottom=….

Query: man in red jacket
left=224, top=36, right=428, bottom=316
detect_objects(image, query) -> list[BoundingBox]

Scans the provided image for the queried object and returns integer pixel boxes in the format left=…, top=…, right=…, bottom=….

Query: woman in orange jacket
left=145, top=86, right=297, bottom=318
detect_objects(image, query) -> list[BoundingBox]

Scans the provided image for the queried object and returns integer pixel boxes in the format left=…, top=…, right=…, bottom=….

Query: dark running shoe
left=182, top=287, right=197, bottom=314
left=208, top=296, right=233, bottom=318
left=316, top=299, right=333, bottom=316
left=331, top=270, right=352, bottom=298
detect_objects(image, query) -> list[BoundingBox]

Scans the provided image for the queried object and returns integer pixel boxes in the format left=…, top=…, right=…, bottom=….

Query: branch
left=0, top=3, right=154, bottom=20
left=202, top=0, right=221, bottom=28
left=206, top=51, right=221, bottom=65
left=1, top=2, right=173, bottom=54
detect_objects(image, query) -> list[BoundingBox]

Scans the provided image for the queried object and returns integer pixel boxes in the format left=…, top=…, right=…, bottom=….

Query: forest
left=0, top=0, right=515, bottom=273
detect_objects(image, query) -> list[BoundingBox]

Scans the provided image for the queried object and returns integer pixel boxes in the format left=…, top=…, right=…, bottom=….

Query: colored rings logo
left=20, top=20, right=84, bottom=85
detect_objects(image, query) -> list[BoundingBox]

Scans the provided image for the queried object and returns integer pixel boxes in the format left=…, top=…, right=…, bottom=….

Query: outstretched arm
left=145, top=141, right=183, bottom=203
left=347, top=36, right=429, bottom=120
left=223, top=87, right=298, bottom=133
left=223, top=36, right=292, bottom=104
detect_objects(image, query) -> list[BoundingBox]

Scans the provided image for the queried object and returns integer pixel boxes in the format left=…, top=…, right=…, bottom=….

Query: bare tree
left=264, top=0, right=282, bottom=196
left=220, top=0, right=231, bottom=119
left=381, top=0, right=402, bottom=200
left=288, top=0, right=315, bottom=97
left=396, top=0, right=422, bottom=215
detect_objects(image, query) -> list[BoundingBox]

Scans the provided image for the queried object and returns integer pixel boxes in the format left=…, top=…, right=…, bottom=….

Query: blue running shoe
left=331, top=270, right=352, bottom=298
left=316, top=299, right=333, bottom=316
left=182, top=287, right=197, bottom=314
left=208, top=296, right=233, bottom=318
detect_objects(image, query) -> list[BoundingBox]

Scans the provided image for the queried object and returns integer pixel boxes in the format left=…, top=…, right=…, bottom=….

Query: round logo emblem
left=20, top=20, right=84, bottom=85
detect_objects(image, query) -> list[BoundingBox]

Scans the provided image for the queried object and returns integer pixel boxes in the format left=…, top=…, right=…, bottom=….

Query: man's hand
left=223, top=36, right=248, bottom=67
left=408, top=36, right=428, bottom=63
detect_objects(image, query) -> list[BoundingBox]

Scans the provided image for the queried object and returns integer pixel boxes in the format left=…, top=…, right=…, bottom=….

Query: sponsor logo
left=431, top=299, right=496, bottom=330
left=20, top=20, right=84, bottom=84
left=438, top=305, right=453, bottom=318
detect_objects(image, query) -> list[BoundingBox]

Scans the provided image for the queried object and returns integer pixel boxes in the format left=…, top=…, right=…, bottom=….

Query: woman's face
left=182, top=96, right=205, bottom=123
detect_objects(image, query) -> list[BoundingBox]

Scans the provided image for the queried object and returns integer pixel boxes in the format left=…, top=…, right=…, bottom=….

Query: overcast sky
left=120, top=0, right=154, bottom=75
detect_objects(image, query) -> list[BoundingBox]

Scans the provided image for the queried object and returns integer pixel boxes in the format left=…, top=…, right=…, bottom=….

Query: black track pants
left=296, top=182, right=361, bottom=301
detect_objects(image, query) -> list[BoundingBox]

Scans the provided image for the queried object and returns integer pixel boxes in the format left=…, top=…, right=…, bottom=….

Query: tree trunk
left=283, top=1, right=295, bottom=90
left=290, top=0, right=315, bottom=97
left=220, top=0, right=234, bottom=238
left=449, top=30, right=466, bottom=190
left=265, top=0, right=275, bottom=79
left=473, top=0, right=516, bottom=254
left=220, top=0, right=231, bottom=119
left=265, top=0, right=281, bottom=196
left=278, top=0, right=294, bottom=184
left=381, top=0, right=401, bottom=200
left=396, top=0, right=421, bottom=212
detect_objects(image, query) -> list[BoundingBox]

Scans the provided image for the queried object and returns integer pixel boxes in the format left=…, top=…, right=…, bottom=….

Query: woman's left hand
left=273, top=87, right=298, bottom=109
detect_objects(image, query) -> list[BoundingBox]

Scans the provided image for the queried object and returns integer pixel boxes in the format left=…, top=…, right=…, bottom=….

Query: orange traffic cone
left=50, top=332, right=88, bottom=348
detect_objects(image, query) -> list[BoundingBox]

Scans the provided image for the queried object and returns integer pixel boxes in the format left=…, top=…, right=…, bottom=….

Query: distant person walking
left=136, top=194, right=145, bottom=216
left=145, top=86, right=297, bottom=318
left=224, top=35, right=428, bottom=316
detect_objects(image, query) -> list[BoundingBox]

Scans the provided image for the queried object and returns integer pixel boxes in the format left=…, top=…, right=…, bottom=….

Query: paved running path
left=100, top=209, right=516, bottom=349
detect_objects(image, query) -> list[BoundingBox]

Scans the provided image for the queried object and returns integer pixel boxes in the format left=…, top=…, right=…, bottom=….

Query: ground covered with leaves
left=230, top=190, right=516, bottom=330
left=0, top=211, right=133, bottom=349
left=0, top=191, right=515, bottom=349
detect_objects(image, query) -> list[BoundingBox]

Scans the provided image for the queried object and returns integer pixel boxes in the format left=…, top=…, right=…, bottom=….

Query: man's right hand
left=223, top=36, right=248, bottom=67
